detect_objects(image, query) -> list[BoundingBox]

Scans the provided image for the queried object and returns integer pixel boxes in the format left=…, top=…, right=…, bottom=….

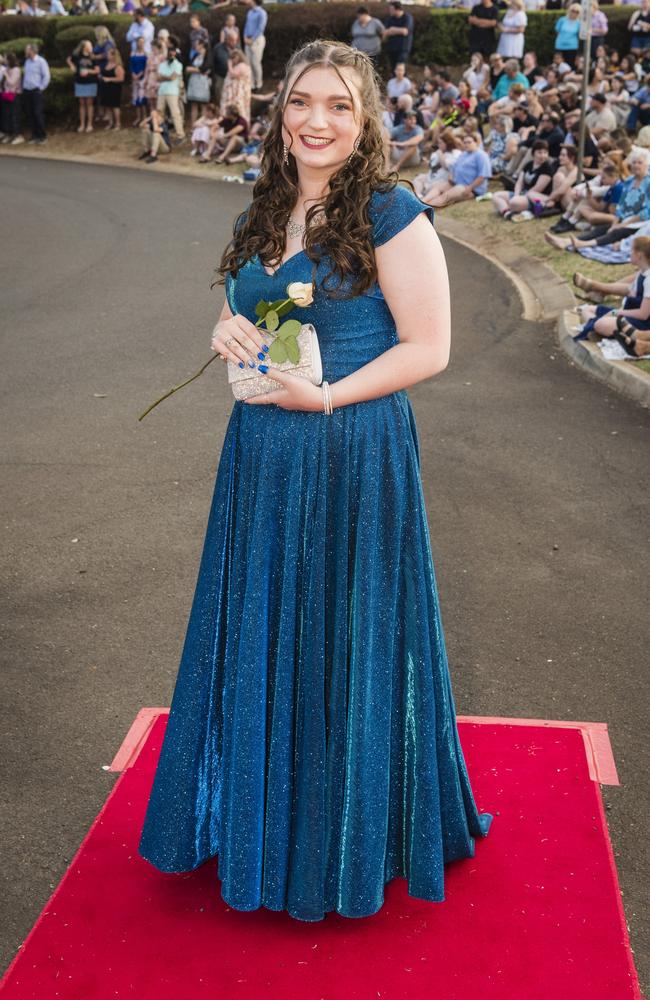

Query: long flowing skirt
left=138, top=390, right=493, bottom=921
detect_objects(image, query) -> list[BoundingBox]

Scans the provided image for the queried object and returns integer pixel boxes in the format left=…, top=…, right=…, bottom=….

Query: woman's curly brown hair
left=215, top=39, right=417, bottom=300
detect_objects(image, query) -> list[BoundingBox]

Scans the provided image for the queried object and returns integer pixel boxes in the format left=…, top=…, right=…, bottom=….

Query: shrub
left=44, top=66, right=75, bottom=121
left=0, top=36, right=42, bottom=57
left=54, top=24, right=100, bottom=60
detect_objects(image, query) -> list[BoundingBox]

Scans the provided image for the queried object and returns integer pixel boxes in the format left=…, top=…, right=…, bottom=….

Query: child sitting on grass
left=190, top=103, right=220, bottom=158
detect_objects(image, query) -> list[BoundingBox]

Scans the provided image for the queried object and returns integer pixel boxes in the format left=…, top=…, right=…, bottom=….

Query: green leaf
left=268, top=338, right=287, bottom=363
left=269, top=298, right=287, bottom=310
left=285, top=336, right=300, bottom=364
left=265, top=309, right=279, bottom=332
left=255, top=299, right=270, bottom=318
left=276, top=301, right=295, bottom=317
left=276, top=319, right=302, bottom=341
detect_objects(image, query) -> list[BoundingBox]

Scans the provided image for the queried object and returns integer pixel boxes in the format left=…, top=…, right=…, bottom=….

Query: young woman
left=129, top=35, right=148, bottom=126
left=67, top=39, right=99, bottom=134
left=185, top=38, right=212, bottom=127
left=0, top=52, right=22, bottom=144
left=493, top=139, right=554, bottom=219
left=554, top=4, right=581, bottom=69
left=628, top=0, right=650, bottom=60
left=90, top=25, right=116, bottom=125
left=463, top=51, right=489, bottom=95
left=138, top=39, right=493, bottom=923
left=496, top=0, right=528, bottom=60
left=97, top=46, right=124, bottom=130
left=219, top=48, right=252, bottom=126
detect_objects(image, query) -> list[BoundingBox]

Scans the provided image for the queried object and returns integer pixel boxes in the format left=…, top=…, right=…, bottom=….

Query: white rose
left=286, top=281, right=314, bottom=307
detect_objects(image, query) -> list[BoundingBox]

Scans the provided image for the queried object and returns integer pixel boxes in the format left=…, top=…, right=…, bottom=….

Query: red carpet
left=0, top=712, right=642, bottom=1000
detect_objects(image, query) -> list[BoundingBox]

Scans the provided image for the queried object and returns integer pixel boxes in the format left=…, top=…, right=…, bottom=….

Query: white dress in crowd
left=496, top=9, right=527, bottom=59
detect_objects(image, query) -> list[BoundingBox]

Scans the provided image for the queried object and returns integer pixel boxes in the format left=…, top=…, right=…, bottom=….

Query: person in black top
left=468, top=0, right=499, bottom=58
left=383, top=1, right=414, bottom=73
left=511, top=102, right=538, bottom=140
left=492, top=139, right=554, bottom=217
left=566, top=119, right=600, bottom=176
left=532, top=112, right=565, bottom=158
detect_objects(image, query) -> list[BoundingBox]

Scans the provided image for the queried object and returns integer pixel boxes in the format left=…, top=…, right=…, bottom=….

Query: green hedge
left=45, top=66, right=75, bottom=120
left=54, top=24, right=103, bottom=59
left=0, top=36, right=41, bottom=56
left=0, top=5, right=639, bottom=78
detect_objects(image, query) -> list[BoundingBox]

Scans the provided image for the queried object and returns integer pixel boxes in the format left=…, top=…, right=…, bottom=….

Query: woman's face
left=82, top=41, right=92, bottom=56
left=226, top=14, right=235, bottom=25
left=439, top=136, right=448, bottom=151
left=559, top=147, right=568, bottom=166
left=395, top=63, right=405, bottom=79
left=358, top=12, right=369, bottom=24
left=631, top=155, right=648, bottom=177
left=533, top=146, right=548, bottom=165
left=282, top=64, right=363, bottom=174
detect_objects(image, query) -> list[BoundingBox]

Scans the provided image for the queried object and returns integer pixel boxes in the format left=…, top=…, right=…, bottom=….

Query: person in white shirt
left=386, top=62, right=412, bottom=101
left=126, top=10, right=155, bottom=57
left=497, top=0, right=528, bottom=59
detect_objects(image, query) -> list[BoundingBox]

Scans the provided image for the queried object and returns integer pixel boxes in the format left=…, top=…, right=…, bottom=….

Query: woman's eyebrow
left=290, top=90, right=352, bottom=101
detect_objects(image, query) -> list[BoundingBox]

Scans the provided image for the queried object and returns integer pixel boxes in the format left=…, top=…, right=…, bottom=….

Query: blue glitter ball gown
left=138, top=183, right=493, bottom=921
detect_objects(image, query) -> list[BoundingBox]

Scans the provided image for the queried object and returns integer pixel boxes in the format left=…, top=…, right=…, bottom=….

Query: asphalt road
left=1, top=158, right=648, bottom=990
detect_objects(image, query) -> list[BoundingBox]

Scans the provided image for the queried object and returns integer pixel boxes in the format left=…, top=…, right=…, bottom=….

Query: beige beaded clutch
left=227, top=323, right=323, bottom=401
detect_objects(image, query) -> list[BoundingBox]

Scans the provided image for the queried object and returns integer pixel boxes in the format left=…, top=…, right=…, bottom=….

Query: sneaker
left=137, top=151, right=150, bottom=160
left=511, top=210, right=533, bottom=222
left=475, top=192, right=492, bottom=202
left=145, top=155, right=158, bottom=163
left=35, top=137, right=47, bottom=145
left=190, top=147, right=198, bottom=156
left=1, top=136, right=12, bottom=144
left=575, top=221, right=591, bottom=232
left=550, top=218, right=575, bottom=234
left=10, top=135, right=25, bottom=145
left=173, top=136, right=186, bottom=147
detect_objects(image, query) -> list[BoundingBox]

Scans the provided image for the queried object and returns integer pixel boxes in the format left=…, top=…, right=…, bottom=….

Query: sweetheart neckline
left=254, top=250, right=308, bottom=278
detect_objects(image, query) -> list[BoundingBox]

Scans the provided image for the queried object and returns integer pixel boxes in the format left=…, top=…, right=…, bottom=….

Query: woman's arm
left=329, top=215, right=450, bottom=408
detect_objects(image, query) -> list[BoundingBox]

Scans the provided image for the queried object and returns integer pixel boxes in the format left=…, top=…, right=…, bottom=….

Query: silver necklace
left=287, top=210, right=325, bottom=239
left=287, top=217, right=307, bottom=238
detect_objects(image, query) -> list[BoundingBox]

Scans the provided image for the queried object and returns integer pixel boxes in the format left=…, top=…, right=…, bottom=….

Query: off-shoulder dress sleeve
left=369, top=185, right=435, bottom=248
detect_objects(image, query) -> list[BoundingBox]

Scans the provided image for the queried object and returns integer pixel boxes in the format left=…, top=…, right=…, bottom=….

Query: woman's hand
left=244, top=368, right=325, bottom=411
left=211, top=313, right=269, bottom=367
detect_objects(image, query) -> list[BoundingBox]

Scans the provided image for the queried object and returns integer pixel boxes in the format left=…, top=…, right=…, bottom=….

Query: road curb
left=436, top=215, right=650, bottom=407
left=557, top=307, right=650, bottom=408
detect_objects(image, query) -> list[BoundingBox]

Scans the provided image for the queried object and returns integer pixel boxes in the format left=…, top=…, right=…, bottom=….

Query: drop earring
left=347, top=135, right=362, bottom=165
left=282, top=142, right=289, bottom=165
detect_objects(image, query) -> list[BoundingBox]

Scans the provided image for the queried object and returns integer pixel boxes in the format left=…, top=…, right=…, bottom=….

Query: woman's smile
left=299, top=135, right=335, bottom=148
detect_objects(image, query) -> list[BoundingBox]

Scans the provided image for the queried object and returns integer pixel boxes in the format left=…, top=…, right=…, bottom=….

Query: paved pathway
left=1, top=158, right=647, bottom=988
